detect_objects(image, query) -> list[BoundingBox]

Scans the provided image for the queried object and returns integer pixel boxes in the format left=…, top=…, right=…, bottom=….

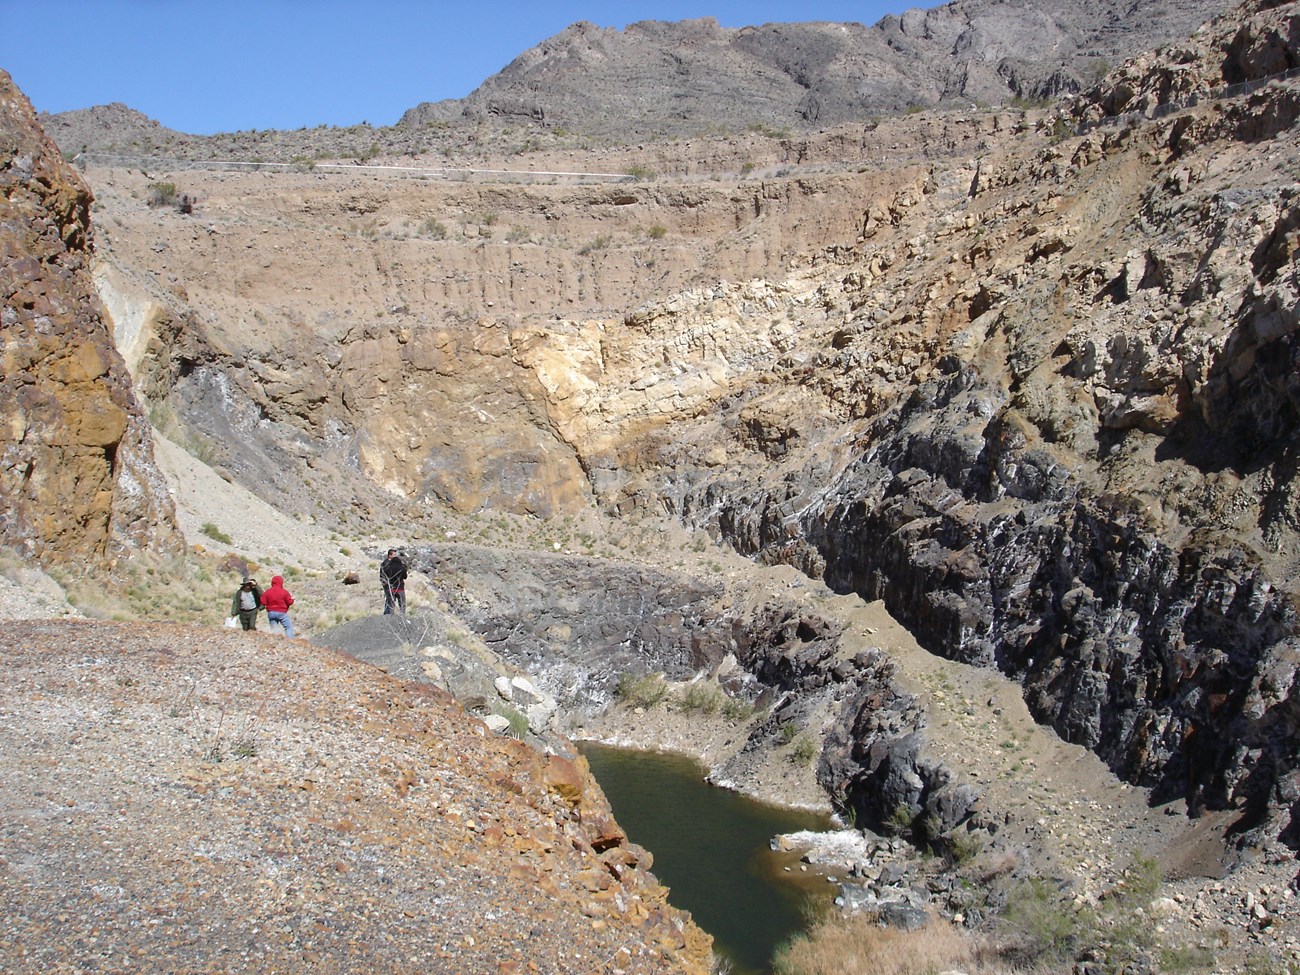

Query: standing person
left=380, top=548, right=407, bottom=615
left=230, top=576, right=263, bottom=631
left=261, top=574, right=296, bottom=638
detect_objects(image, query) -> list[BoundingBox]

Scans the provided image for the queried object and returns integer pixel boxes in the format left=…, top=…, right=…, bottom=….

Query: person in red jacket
left=261, top=575, right=296, bottom=638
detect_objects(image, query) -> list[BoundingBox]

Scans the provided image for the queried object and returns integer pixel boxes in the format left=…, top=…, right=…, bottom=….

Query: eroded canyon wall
left=664, top=0, right=1300, bottom=841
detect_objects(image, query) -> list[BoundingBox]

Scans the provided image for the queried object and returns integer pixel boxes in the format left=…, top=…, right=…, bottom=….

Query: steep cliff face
left=436, top=0, right=1297, bottom=842
left=656, top=0, right=1300, bottom=842
left=0, top=71, right=179, bottom=567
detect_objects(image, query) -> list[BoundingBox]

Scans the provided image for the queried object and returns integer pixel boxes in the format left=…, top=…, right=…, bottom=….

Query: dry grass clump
left=616, top=672, right=671, bottom=708
left=675, top=680, right=723, bottom=714
left=772, top=917, right=1004, bottom=975
left=56, top=551, right=231, bottom=622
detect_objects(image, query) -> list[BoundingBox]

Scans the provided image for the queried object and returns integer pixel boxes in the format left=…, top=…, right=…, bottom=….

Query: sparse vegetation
left=495, top=704, right=530, bottom=739
left=676, top=681, right=722, bottom=715
left=578, top=234, right=612, bottom=255
left=998, top=875, right=1093, bottom=967
left=788, top=732, right=818, bottom=766
left=884, top=802, right=914, bottom=837
left=231, top=737, right=258, bottom=759
left=773, top=917, right=986, bottom=975
left=616, top=672, right=670, bottom=708
left=720, top=695, right=756, bottom=722
left=944, top=827, right=986, bottom=866
left=200, top=522, right=232, bottom=545
left=147, top=182, right=178, bottom=207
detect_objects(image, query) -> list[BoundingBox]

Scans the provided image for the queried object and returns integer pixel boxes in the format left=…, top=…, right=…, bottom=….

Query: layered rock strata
left=667, top=0, right=1300, bottom=844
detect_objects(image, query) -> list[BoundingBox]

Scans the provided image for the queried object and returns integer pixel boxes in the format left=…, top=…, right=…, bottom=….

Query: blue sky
left=1, top=1, right=905, bottom=135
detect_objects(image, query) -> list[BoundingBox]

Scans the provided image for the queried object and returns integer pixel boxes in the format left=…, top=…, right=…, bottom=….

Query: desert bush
left=945, top=827, right=986, bottom=866
left=494, top=704, right=530, bottom=739
left=788, top=732, right=818, bottom=766
left=998, top=877, right=1093, bottom=968
left=720, top=695, right=755, bottom=722
left=200, top=522, right=232, bottom=545
left=676, top=681, right=722, bottom=715
left=578, top=235, right=612, bottom=255
left=616, top=672, right=669, bottom=708
left=883, top=802, right=914, bottom=837
left=1159, top=944, right=1218, bottom=973
left=147, top=182, right=178, bottom=207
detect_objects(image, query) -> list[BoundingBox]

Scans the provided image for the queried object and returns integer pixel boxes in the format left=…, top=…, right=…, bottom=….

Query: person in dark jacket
left=261, top=574, right=296, bottom=638
left=230, top=576, right=263, bottom=631
left=380, top=549, right=407, bottom=614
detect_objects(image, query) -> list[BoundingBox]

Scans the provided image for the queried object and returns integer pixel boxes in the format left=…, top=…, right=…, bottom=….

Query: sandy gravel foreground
left=0, top=619, right=711, bottom=975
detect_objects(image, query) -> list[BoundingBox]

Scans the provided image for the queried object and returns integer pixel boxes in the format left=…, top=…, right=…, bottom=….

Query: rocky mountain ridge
left=405, top=0, right=1234, bottom=137
left=42, top=0, right=1232, bottom=158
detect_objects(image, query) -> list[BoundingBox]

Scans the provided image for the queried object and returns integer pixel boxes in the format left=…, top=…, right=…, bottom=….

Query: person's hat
left=242, top=576, right=253, bottom=584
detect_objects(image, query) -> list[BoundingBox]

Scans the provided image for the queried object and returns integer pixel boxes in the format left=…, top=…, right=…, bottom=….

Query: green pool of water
left=578, top=742, right=834, bottom=975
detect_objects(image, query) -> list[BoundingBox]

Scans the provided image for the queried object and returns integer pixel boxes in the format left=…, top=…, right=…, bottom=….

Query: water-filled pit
left=578, top=742, right=835, bottom=975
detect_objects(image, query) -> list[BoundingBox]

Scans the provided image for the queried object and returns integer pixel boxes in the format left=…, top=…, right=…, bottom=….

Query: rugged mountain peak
left=38, top=100, right=186, bottom=155
left=400, top=0, right=1234, bottom=138
left=0, top=70, right=180, bottom=568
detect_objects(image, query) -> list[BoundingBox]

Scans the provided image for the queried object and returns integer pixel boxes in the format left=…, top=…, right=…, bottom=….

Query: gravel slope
left=0, top=620, right=713, bottom=974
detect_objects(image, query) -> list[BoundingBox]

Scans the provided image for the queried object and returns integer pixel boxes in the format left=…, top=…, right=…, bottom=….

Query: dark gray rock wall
left=409, top=542, right=977, bottom=844
left=691, top=351, right=1300, bottom=843
left=413, top=544, right=731, bottom=708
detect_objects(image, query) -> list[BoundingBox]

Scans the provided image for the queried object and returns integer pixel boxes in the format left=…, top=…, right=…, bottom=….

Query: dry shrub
left=773, top=916, right=1004, bottom=975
